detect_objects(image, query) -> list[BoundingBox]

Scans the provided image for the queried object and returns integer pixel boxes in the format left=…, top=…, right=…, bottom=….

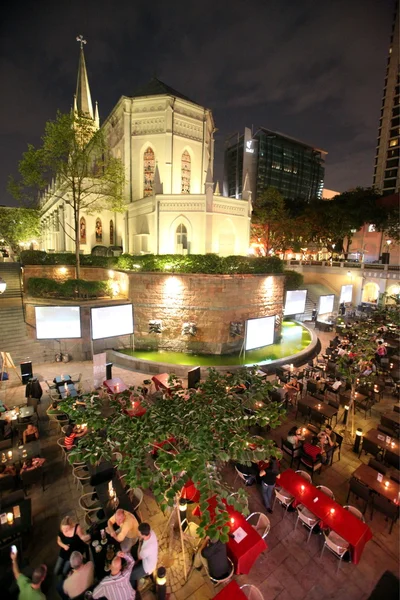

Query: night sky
left=0, top=0, right=396, bottom=207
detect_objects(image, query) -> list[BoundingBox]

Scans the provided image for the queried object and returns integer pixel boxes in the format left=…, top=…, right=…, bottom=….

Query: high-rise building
left=224, top=126, right=326, bottom=202
left=373, top=2, right=400, bottom=195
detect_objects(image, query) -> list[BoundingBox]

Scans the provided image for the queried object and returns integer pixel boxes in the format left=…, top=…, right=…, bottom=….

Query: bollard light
left=156, top=566, right=167, bottom=600
left=353, top=428, right=363, bottom=454
left=343, top=405, right=349, bottom=425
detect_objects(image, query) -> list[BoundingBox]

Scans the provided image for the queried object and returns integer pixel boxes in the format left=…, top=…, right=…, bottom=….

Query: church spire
left=75, top=35, right=94, bottom=120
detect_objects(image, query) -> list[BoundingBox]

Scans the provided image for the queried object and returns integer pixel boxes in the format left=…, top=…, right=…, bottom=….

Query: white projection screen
left=91, top=304, right=134, bottom=340
left=35, top=306, right=81, bottom=340
left=284, top=290, right=307, bottom=316
left=245, top=316, right=275, bottom=351
left=340, top=285, right=353, bottom=304
left=319, top=294, right=335, bottom=315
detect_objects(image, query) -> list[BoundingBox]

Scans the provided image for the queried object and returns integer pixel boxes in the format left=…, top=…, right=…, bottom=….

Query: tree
left=9, top=111, right=125, bottom=278
left=62, top=367, right=284, bottom=541
left=251, top=188, right=290, bottom=254
left=0, top=207, right=40, bottom=252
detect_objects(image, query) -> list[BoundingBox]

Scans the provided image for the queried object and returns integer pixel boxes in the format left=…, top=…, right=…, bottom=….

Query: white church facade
left=40, top=44, right=251, bottom=257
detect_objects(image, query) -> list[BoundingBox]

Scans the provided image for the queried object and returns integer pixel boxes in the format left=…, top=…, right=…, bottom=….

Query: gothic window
left=95, top=218, right=102, bottom=243
left=143, top=147, right=155, bottom=197
left=110, top=220, right=114, bottom=245
left=176, top=223, right=188, bottom=251
left=80, top=217, right=86, bottom=244
left=181, top=150, right=191, bottom=194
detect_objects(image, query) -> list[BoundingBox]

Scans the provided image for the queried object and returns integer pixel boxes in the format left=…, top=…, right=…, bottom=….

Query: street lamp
left=0, top=278, right=6, bottom=294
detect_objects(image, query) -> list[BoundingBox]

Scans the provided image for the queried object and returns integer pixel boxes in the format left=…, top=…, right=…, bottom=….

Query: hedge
left=27, top=277, right=111, bottom=299
left=283, top=269, right=304, bottom=291
left=20, top=251, right=284, bottom=275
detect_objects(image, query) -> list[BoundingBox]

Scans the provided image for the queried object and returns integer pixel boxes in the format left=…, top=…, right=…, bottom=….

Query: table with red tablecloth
left=277, top=469, right=372, bottom=564
left=152, top=373, right=172, bottom=392
left=213, top=580, right=247, bottom=599
left=181, top=479, right=201, bottom=503
left=103, top=377, right=128, bottom=394
left=192, top=496, right=267, bottom=574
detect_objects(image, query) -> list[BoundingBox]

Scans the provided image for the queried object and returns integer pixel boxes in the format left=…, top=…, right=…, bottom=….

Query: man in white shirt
left=129, top=522, right=158, bottom=589
left=330, top=377, right=342, bottom=391
left=63, top=552, right=94, bottom=599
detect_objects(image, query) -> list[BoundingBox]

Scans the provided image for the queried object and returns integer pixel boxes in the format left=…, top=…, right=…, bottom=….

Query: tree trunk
left=75, top=208, right=80, bottom=279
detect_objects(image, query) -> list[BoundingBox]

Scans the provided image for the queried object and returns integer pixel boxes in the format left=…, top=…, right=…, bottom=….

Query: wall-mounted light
left=149, top=320, right=162, bottom=334
left=182, top=322, right=197, bottom=336
left=59, top=267, right=67, bottom=275
left=230, top=322, right=243, bottom=337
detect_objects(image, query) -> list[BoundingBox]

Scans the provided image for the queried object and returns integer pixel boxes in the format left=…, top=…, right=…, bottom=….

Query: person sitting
left=303, top=436, right=327, bottom=464
left=286, top=426, right=302, bottom=448
left=10, top=548, right=47, bottom=600
left=21, top=457, right=46, bottom=473
left=23, top=423, right=39, bottom=444
left=375, top=341, right=387, bottom=363
left=64, top=425, right=87, bottom=451
left=46, top=401, right=67, bottom=421
left=92, top=551, right=135, bottom=600
left=0, top=463, right=16, bottom=477
left=0, top=398, right=9, bottom=413
left=337, top=345, right=348, bottom=357
left=62, top=551, right=94, bottom=599
left=0, top=417, right=12, bottom=440
left=129, top=523, right=158, bottom=588
left=328, top=377, right=342, bottom=393
left=198, top=535, right=230, bottom=581
left=284, top=377, right=300, bottom=404
left=107, top=508, right=139, bottom=552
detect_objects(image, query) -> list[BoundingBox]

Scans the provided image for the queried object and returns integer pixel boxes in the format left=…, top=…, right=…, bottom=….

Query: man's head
left=138, top=522, right=151, bottom=540
left=32, top=565, right=47, bottom=586
left=110, top=555, right=124, bottom=576
left=70, top=551, right=83, bottom=570
left=52, top=401, right=58, bottom=409
left=115, top=509, right=126, bottom=526
left=325, top=425, right=333, bottom=434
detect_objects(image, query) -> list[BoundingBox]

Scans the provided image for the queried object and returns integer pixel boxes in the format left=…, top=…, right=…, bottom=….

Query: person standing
left=259, top=458, right=280, bottom=513
left=55, top=516, right=90, bottom=577
left=62, top=551, right=94, bottom=599
left=92, top=551, right=135, bottom=600
left=129, top=523, right=158, bottom=588
left=10, top=549, right=47, bottom=600
left=107, top=508, right=139, bottom=552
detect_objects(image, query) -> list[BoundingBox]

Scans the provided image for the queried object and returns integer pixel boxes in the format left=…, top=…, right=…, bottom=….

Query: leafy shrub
left=284, top=269, right=304, bottom=291
left=26, top=277, right=111, bottom=299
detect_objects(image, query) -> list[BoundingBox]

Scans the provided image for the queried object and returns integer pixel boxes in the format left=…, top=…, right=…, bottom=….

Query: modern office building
left=373, top=1, right=399, bottom=195
left=224, top=127, right=326, bottom=202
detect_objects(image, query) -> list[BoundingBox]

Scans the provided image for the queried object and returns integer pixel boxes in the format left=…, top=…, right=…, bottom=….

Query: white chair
left=234, top=466, right=248, bottom=486
left=295, top=470, right=312, bottom=483
left=73, top=465, right=91, bottom=491
left=71, top=373, right=82, bottom=384
left=316, top=485, right=335, bottom=500
left=294, top=506, right=320, bottom=543
left=57, top=438, right=71, bottom=465
left=45, top=379, right=57, bottom=391
left=240, top=584, right=265, bottom=599
left=246, top=512, right=271, bottom=539
left=128, top=487, right=144, bottom=519
left=343, top=505, right=365, bottom=522
left=79, top=491, right=102, bottom=513
left=202, top=555, right=234, bottom=587
left=272, top=487, right=294, bottom=517
left=320, top=530, right=349, bottom=572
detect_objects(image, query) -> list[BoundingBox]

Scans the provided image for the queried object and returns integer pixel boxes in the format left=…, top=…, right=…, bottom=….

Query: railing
left=286, top=260, right=399, bottom=274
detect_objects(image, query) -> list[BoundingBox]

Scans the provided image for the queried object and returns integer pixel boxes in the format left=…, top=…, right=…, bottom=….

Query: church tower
left=73, top=35, right=99, bottom=139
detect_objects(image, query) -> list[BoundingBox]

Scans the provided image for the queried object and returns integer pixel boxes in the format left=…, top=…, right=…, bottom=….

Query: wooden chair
left=368, top=458, right=387, bottom=476
left=330, top=432, right=343, bottom=464
left=21, top=466, right=45, bottom=495
left=281, top=438, right=301, bottom=468
left=298, top=452, right=322, bottom=480
left=346, top=477, right=371, bottom=514
left=370, top=495, right=399, bottom=534
left=296, top=402, right=310, bottom=423
left=359, top=437, right=382, bottom=459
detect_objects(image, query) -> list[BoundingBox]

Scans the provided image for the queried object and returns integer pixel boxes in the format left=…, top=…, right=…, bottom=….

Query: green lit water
left=120, top=321, right=312, bottom=367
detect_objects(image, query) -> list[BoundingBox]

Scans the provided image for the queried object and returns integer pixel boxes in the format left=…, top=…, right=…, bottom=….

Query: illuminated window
left=181, top=151, right=191, bottom=194
left=143, top=147, right=155, bottom=197
left=176, top=224, right=188, bottom=251
left=389, top=139, right=398, bottom=147
left=80, top=217, right=86, bottom=244
left=95, top=218, right=102, bottom=243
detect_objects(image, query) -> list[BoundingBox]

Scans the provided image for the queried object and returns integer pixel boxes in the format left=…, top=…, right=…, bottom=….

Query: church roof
left=130, top=77, right=198, bottom=105
left=75, top=46, right=94, bottom=118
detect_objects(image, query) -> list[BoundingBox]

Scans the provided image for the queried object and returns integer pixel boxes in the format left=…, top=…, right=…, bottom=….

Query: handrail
left=286, top=260, right=399, bottom=273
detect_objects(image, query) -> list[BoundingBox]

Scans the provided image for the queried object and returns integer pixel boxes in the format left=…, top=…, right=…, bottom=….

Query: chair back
left=394, top=405, right=400, bottom=414
left=0, top=490, right=24, bottom=508
left=381, top=415, right=397, bottom=430
left=0, top=474, right=15, bottom=495
left=360, top=437, right=381, bottom=458
left=334, top=432, right=343, bottom=448
left=21, top=466, right=43, bottom=489
left=349, top=477, right=370, bottom=502
left=297, top=402, right=309, bottom=417
left=328, top=398, right=340, bottom=409
left=0, top=438, right=12, bottom=451
left=385, top=450, right=400, bottom=470
left=306, top=423, right=319, bottom=434
left=281, top=438, right=297, bottom=456
left=246, top=512, right=270, bottom=539
left=343, top=505, right=365, bottom=522
left=307, top=381, right=317, bottom=395
left=372, top=494, right=398, bottom=519
left=295, top=470, right=312, bottom=483
left=310, top=409, right=325, bottom=426
left=240, top=584, right=265, bottom=600
left=368, top=458, right=387, bottom=475
left=316, top=485, right=335, bottom=499
left=390, top=469, right=400, bottom=484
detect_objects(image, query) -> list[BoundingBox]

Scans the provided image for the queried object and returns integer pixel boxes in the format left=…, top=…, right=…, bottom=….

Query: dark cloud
left=0, top=0, right=395, bottom=205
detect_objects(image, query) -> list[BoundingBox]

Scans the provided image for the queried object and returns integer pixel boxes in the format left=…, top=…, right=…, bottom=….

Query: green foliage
left=26, top=277, right=111, bottom=299
left=0, top=207, right=41, bottom=252
left=284, top=270, right=304, bottom=291
left=251, top=187, right=291, bottom=253
left=20, top=251, right=284, bottom=274
left=60, top=367, right=284, bottom=540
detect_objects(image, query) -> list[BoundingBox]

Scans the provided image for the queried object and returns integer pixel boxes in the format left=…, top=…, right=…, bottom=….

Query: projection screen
left=318, top=294, right=335, bottom=315
left=339, top=285, right=353, bottom=304
left=283, top=289, right=307, bottom=316
left=35, top=306, right=81, bottom=340
left=245, top=316, right=275, bottom=351
left=91, top=304, right=134, bottom=340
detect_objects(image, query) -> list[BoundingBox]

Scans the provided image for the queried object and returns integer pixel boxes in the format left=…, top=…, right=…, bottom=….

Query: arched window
left=109, top=220, right=114, bottom=245
left=95, top=218, right=102, bottom=243
left=80, top=217, right=86, bottom=244
left=181, top=150, right=191, bottom=194
left=176, top=224, right=188, bottom=251
left=143, top=147, right=155, bottom=197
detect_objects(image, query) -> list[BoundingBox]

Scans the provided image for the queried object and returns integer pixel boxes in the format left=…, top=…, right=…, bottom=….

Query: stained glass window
left=80, top=217, right=86, bottom=244
left=181, top=150, right=191, bottom=194
left=95, top=218, right=102, bottom=243
left=144, top=147, right=155, bottom=197
left=176, top=223, right=188, bottom=250
left=110, top=220, right=114, bottom=245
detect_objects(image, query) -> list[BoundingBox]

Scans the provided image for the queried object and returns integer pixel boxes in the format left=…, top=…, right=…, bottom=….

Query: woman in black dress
left=55, top=515, right=90, bottom=577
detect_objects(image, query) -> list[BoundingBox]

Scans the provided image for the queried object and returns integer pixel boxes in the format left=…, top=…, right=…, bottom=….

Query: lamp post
left=0, top=278, right=6, bottom=294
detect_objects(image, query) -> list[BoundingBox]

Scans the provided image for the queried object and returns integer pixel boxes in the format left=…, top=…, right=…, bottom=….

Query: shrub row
left=20, top=251, right=284, bottom=275
left=27, top=277, right=111, bottom=299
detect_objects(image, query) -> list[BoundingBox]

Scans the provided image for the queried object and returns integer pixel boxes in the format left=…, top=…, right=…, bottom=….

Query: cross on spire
left=76, top=34, right=87, bottom=49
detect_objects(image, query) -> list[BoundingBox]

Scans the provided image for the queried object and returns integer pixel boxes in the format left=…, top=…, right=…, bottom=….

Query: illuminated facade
left=40, top=46, right=251, bottom=256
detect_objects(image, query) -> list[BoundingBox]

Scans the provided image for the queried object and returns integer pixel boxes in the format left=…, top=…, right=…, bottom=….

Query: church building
left=39, top=42, right=251, bottom=256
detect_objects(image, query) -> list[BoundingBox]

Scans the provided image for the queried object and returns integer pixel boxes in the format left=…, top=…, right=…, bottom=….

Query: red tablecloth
left=103, top=378, right=128, bottom=394
left=152, top=373, right=171, bottom=391
left=181, top=479, right=201, bottom=503
left=193, top=496, right=267, bottom=574
left=277, top=469, right=372, bottom=564
left=213, top=580, right=247, bottom=599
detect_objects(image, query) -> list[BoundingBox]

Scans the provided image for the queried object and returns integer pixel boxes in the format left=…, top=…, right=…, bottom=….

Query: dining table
left=0, top=499, right=32, bottom=542
left=0, top=440, right=42, bottom=467
left=363, top=429, right=400, bottom=457
left=89, top=520, right=119, bottom=579
left=59, top=383, right=79, bottom=400
left=54, top=375, right=71, bottom=385
left=88, top=461, right=137, bottom=519
left=300, top=395, right=338, bottom=424
left=353, top=463, right=400, bottom=504
left=192, top=496, right=267, bottom=574
left=152, top=373, right=176, bottom=393
left=382, top=411, right=400, bottom=428
left=277, top=469, right=372, bottom=564
left=0, top=406, right=34, bottom=422
left=213, top=580, right=248, bottom=599
left=103, top=378, right=128, bottom=394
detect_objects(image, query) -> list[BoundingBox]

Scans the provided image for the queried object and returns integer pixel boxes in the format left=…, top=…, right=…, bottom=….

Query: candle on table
left=301, top=485, right=305, bottom=492
left=230, top=517, right=235, bottom=524
left=330, top=508, right=335, bottom=515
left=385, top=481, right=390, bottom=488
left=7, top=513, right=14, bottom=524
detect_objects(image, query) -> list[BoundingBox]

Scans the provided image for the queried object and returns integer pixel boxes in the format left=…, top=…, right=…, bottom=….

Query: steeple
left=75, top=35, right=95, bottom=121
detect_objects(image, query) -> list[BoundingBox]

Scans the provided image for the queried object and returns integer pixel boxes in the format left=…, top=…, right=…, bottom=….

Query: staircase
left=303, top=282, right=340, bottom=319
left=0, top=263, right=54, bottom=365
